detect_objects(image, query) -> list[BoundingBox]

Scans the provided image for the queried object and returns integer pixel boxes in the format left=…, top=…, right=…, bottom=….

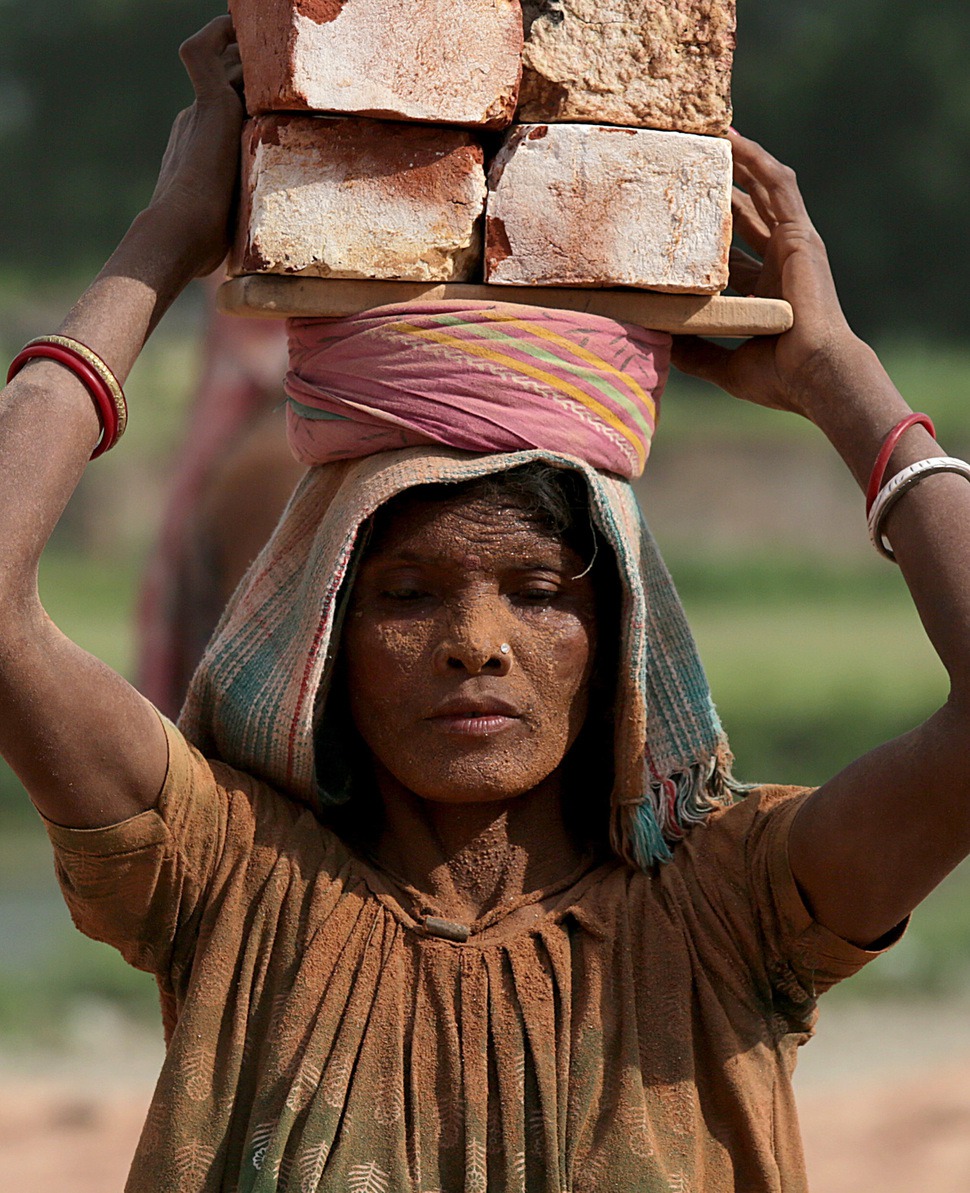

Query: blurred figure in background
left=136, top=275, right=303, bottom=718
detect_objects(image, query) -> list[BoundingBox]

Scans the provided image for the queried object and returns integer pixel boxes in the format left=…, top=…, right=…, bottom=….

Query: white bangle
left=868, top=455, right=970, bottom=561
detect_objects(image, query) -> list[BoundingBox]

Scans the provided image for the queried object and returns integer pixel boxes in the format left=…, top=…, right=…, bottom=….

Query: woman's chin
left=415, top=786, right=533, bottom=806
left=381, top=758, right=562, bottom=807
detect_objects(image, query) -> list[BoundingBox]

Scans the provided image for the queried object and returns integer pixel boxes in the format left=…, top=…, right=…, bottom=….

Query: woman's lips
left=429, top=712, right=519, bottom=736
left=426, top=699, right=522, bottom=737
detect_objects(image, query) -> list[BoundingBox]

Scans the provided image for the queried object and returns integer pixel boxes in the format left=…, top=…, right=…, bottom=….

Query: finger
left=670, top=335, right=736, bottom=388
left=727, top=246, right=762, bottom=297
left=731, top=187, right=770, bottom=256
left=734, top=169, right=783, bottom=237
left=179, top=15, right=239, bottom=99
left=221, top=42, right=242, bottom=71
left=221, top=43, right=245, bottom=93
left=729, top=130, right=813, bottom=229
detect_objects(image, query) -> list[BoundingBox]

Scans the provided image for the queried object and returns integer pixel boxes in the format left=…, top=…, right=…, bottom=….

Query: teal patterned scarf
left=179, top=446, right=740, bottom=868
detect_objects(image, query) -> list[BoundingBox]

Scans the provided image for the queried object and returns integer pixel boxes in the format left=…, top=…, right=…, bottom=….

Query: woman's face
left=342, top=488, right=599, bottom=805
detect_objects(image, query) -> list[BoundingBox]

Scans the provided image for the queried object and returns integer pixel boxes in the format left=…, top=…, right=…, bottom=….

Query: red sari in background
left=136, top=275, right=301, bottom=718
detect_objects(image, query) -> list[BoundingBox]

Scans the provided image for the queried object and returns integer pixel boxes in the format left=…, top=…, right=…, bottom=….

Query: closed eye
left=513, top=585, right=561, bottom=605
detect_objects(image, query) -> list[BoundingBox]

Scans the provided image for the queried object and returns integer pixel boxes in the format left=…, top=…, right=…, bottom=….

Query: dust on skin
left=341, top=490, right=600, bottom=926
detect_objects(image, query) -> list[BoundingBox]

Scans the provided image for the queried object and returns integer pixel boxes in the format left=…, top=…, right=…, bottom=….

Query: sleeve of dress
left=41, top=713, right=304, bottom=980
left=679, top=786, right=906, bottom=1020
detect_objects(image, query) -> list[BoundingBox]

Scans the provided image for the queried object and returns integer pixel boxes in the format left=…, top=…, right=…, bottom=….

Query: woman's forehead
left=365, top=490, right=575, bottom=561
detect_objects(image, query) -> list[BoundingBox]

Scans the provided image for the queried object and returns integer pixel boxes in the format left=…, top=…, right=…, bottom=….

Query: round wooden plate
left=217, top=276, right=792, bottom=338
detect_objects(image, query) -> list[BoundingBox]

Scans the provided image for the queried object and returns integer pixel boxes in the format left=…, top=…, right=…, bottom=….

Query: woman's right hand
left=145, top=15, right=246, bottom=279
left=0, top=16, right=249, bottom=834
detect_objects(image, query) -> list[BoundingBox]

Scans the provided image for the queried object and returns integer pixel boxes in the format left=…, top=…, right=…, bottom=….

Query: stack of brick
left=230, top=0, right=736, bottom=294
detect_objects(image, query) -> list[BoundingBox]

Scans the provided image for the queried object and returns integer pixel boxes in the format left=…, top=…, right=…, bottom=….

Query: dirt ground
left=3, top=1001, right=970, bottom=1191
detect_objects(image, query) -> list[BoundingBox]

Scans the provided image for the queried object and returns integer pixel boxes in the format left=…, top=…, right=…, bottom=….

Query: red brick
left=520, top=0, right=736, bottom=134
left=485, top=124, right=732, bottom=293
left=230, top=0, right=522, bottom=128
left=230, top=116, right=487, bottom=282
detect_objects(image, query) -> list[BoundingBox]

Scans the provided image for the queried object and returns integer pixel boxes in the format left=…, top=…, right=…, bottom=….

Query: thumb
left=669, top=336, right=735, bottom=388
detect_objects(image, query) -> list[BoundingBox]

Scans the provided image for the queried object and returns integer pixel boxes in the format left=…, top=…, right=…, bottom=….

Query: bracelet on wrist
left=868, top=456, right=970, bottom=561
left=865, top=412, right=936, bottom=515
left=6, top=336, right=128, bottom=458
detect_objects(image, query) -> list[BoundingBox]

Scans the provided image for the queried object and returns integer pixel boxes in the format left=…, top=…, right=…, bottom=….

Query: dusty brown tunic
left=47, top=719, right=889, bottom=1192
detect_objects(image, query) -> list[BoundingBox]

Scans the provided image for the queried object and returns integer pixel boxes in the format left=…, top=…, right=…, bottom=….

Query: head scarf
left=285, top=300, right=669, bottom=479
left=179, top=301, right=739, bottom=869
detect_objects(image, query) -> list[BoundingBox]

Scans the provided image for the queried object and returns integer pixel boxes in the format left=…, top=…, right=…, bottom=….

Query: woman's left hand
left=671, top=131, right=864, bottom=422
left=672, top=135, right=970, bottom=952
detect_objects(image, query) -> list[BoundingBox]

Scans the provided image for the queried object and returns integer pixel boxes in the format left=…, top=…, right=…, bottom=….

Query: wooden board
left=217, top=276, right=793, bottom=338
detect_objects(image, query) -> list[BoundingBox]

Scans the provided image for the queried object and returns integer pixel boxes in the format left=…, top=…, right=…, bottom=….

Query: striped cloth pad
left=284, top=301, right=670, bottom=479
left=179, top=448, right=741, bottom=869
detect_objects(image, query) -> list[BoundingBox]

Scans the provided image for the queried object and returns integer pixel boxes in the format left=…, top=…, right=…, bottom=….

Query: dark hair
left=366, top=462, right=601, bottom=568
left=316, top=463, right=619, bottom=854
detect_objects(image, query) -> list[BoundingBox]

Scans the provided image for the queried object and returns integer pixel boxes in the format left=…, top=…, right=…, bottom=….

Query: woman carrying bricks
left=4, top=18, right=970, bottom=1192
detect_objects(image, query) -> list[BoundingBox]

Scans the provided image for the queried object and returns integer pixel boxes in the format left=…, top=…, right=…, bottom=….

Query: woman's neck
left=369, top=765, right=590, bottom=924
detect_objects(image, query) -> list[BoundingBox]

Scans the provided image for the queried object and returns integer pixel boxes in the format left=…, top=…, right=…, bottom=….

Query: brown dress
left=46, top=719, right=894, bottom=1192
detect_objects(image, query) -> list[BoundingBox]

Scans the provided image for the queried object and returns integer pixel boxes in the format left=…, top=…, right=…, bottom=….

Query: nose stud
left=434, top=639, right=513, bottom=672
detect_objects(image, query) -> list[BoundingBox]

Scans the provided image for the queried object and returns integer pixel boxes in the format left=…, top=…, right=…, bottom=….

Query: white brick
left=485, top=124, right=732, bottom=293
left=231, top=116, right=487, bottom=282
left=520, top=0, right=735, bottom=133
left=230, top=0, right=523, bottom=128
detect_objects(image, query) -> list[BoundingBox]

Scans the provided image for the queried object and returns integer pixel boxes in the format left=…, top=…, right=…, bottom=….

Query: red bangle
left=7, top=342, right=119, bottom=458
left=24, top=335, right=128, bottom=444
left=19, top=335, right=128, bottom=448
left=865, top=412, right=936, bottom=515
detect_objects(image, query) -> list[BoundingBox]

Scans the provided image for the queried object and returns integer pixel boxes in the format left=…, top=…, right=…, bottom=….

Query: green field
left=675, top=555, right=948, bottom=787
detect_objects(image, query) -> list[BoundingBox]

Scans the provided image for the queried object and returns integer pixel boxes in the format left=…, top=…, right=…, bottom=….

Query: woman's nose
left=433, top=605, right=512, bottom=676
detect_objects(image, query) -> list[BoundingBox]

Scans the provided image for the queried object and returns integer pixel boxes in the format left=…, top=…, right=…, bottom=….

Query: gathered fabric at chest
left=49, top=728, right=872, bottom=1193
left=133, top=846, right=801, bottom=1193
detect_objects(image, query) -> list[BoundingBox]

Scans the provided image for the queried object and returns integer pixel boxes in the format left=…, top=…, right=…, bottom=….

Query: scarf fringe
left=612, top=746, right=753, bottom=871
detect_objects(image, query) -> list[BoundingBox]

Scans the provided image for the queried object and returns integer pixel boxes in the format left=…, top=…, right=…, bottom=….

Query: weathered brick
left=231, top=115, right=487, bottom=282
left=484, top=124, right=732, bottom=293
left=519, top=0, right=735, bottom=134
left=230, top=0, right=523, bottom=129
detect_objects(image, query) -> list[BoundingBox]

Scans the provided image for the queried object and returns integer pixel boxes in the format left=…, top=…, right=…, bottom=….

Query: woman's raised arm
left=0, top=17, right=243, bottom=828
left=673, top=131, right=970, bottom=947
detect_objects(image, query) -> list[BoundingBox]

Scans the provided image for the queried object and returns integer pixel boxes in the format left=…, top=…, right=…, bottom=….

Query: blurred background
left=2, top=1, right=970, bottom=1189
